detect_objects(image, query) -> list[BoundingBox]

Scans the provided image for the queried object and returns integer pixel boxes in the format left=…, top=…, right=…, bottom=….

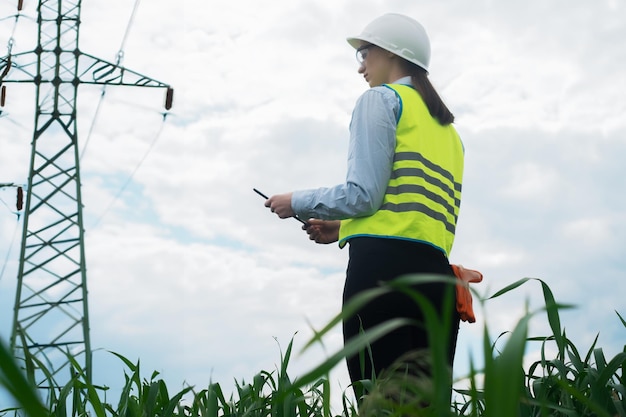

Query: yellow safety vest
left=338, top=83, right=464, bottom=257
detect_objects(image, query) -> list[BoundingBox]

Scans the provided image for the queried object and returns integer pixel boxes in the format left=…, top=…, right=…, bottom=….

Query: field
left=1, top=276, right=624, bottom=417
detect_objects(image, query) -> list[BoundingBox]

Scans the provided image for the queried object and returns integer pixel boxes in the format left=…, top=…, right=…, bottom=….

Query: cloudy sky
left=1, top=0, right=625, bottom=409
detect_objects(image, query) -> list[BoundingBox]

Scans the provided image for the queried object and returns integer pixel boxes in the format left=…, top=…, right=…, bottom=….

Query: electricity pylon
left=0, top=0, right=173, bottom=390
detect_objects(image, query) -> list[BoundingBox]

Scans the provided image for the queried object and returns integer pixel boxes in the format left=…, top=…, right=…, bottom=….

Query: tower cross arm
left=1, top=50, right=174, bottom=109
left=1, top=52, right=37, bottom=84
left=1, top=51, right=171, bottom=89
left=78, top=52, right=171, bottom=88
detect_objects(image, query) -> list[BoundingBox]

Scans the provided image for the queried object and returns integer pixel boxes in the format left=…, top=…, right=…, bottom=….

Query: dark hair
left=402, top=61, right=455, bottom=125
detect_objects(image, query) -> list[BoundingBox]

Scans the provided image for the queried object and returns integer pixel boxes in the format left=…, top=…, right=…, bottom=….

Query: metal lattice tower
left=0, top=0, right=173, bottom=389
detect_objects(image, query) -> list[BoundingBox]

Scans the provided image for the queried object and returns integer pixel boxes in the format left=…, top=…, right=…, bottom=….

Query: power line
left=116, top=0, right=142, bottom=66
left=0, top=3, right=27, bottom=282
left=80, top=0, right=146, bottom=161
left=0, top=216, right=20, bottom=283
left=91, top=112, right=169, bottom=229
left=0, top=184, right=23, bottom=283
left=77, top=0, right=173, bottom=229
left=1, top=0, right=174, bottom=390
left=79, top=87, right=105, bottom=160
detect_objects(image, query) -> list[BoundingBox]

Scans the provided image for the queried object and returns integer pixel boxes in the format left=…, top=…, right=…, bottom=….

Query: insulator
left=1, top=57, right=10, bottom=78
left=18, top=0, right=23, bottom=11
left=165, top=87, right=174, bottom=110
left=17, top=186, right=23, bottom=211
left=1, top=86, right=5, bottom=107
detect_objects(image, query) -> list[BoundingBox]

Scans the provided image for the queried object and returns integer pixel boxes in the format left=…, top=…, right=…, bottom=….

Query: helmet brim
left=346, top=37, right=365, bottom=50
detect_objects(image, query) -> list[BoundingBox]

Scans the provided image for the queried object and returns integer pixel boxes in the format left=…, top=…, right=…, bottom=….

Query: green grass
left=1, top=276, right=624, bottom=417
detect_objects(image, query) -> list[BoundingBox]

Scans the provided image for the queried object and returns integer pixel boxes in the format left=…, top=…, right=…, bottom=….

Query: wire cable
left=0, top=5, right=25, bottom=282
left=79, top=87, right=106, bottom=160
left=79, top=0, right=142, bottom=161
left=0, top=204, right=21, bottom=283
left=81, top=0, right=173, bottom=228
left=90, top=112, right=168, bottom=229
left=116, top=0, right=142, bottom=66
left=1, top=9, right=20, bottom=53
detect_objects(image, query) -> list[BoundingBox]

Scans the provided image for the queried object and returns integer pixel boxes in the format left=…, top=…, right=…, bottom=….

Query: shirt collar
left=392, top=76, right=412, bottom=85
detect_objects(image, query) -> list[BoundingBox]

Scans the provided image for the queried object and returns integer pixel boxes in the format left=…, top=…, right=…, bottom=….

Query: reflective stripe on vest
left=338, top=83, right=464, bottom=256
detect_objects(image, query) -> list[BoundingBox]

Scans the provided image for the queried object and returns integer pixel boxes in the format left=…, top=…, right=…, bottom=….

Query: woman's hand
left=303, top=219, right=340, bottom=244
left=265, top=192, right=294, bottom=219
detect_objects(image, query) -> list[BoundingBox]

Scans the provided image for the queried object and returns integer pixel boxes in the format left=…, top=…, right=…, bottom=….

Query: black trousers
left=342, top=237, right=460, bottom=399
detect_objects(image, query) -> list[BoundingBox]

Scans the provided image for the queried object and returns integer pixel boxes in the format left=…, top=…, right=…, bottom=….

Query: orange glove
left=451, top=264, right=483, bottom=323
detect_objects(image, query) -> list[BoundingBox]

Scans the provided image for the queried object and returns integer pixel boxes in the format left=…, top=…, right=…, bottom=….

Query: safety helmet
left=347, top=13, right=431, bottom=72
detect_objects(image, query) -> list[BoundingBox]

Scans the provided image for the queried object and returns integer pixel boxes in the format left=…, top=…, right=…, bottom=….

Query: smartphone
left=253, top=188, right=307, bottom=225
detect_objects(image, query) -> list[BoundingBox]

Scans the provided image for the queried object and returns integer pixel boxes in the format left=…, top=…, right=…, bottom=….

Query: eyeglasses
left=356, top=44, right=374, bottom=64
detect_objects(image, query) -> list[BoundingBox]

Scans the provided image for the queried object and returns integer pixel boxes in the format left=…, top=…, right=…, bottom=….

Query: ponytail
left=405, top=63, right=455, bottom=125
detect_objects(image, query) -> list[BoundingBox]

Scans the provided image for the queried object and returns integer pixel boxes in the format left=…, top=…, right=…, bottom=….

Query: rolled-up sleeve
left=292, top=87, right=398, bottom=220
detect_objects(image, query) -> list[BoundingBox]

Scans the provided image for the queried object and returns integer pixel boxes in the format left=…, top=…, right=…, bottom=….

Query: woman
left=266, top=13, right=464, bottom=403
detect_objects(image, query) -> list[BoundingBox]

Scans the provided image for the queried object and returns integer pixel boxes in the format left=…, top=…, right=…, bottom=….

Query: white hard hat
left=347, top=13, right=431, bottom=72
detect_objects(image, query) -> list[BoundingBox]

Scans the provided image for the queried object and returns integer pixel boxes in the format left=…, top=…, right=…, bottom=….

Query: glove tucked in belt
left=451, top=264, right=483, bottom=323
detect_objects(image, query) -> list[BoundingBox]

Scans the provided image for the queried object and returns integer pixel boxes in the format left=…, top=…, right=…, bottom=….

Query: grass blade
left=0, top=339, right=47, bottom=417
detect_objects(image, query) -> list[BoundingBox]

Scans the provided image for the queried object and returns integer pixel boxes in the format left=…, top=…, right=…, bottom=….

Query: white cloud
left=561, top=217, right=612, bottom=246
left=502, top=162, right=561, bottom=202
left=1, top=0, right=625, bottom=410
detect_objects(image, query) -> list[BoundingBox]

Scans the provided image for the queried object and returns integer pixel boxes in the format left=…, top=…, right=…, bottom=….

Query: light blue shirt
left=291, top=77, right=412, bottom=220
